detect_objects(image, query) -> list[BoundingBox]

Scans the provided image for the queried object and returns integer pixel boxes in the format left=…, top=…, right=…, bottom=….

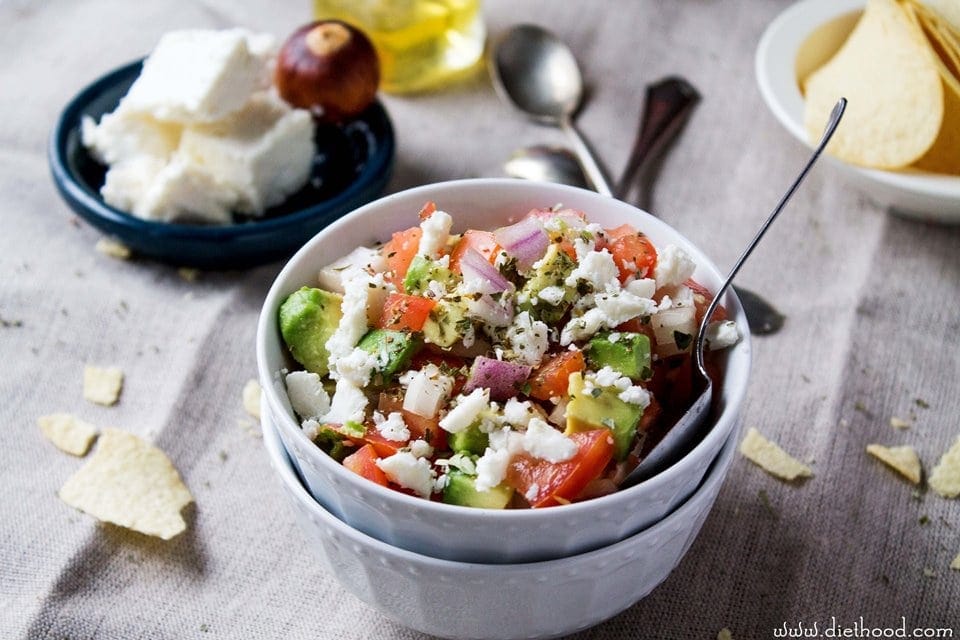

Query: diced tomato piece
left=684, top=278, right=728, bottom=323
left=449, top=230, right=500, bottom=273
left=604, top=223, right=638, bottom=240
left=608, top=232, right=657, bottom=282
left=527, top=351, right=586, bottom=401
left=383, top=227, right=422, bottom=288
left=359, top=425, right=407, bottom=458
left=378, top=293, right=436, bottom=332
left=525, top=207, right=586, bottom=221
left=377, top=393, right=448, bottom=451
left=343, top=444, right=389, bottom=487
left=506, top=429, right=615, bottom=507
left=418, top=201, right=437, bottom=220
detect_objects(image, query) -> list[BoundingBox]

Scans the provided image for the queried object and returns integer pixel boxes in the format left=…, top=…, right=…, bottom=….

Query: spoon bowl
left=503, top=145, right=589, bottom=188
left=491, top=24, right=612, bottom=196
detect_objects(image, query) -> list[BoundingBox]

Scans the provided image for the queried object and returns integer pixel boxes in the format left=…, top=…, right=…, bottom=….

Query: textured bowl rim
left=256, top=178, right=752, bottom=522
left=261, top=394, right=739, bottom=570
left=48, top=58, right=396, bottom=241
left=754, top=0, right=960, bottom=199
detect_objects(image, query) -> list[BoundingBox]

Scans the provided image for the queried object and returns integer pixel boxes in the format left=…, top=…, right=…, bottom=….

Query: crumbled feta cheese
left=654, top=244, right=696, bottom=288
left=705, top=320, right=741, bottom=350
left=594, top=290, right=658, bottom=326
left=591, top=366, right=629, bottom=389
left=502, top=398, right=537, bottom=428
left=465, top=293, right=514, bottom=327
left=618, top=385, right=651, bottom=408
left=425, top=279, right=447, bottom=299
left=525, top=483, right=540, bottom=503
left=560, top=307, right=606, bottom=345
left=417, top=210, right=453, bottom=258
left=325, top=270, right=372, bottom=372
left=317, top=246, right=387, bottom=293
left=521, top=418, right=577, bottom=462
left=439, top=388, right=489, bottom=434
left=506, top=311, right=550, bottom=367
left=537, top=285, right=566, bottom=306
left=408, top=439, right=434, bottom=458
left=285, top=370, right=330, bottom=419
left=566, top=250, right=619, bottom=292
left=376, top=452, right=436, bottom=498
left=625, top=277, right=657, bottom=299
left=301, top=418, right=320, bottom=441
left=336, top=347, right=380, bottom=387
left=437, top=452, right=477, bottom=475
left=324, top=378, right=368, bottom=425
left=572, top=236, right=596, bottom=261
left=474, top=448, right=512, bottom=492
left=402, top=365, right=454, bottom=418
left=375, top=411, right=410, bottom=442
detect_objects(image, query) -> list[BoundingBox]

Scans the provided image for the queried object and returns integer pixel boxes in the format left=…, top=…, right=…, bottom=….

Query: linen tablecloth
left=2, top=0, right=958, bottom=637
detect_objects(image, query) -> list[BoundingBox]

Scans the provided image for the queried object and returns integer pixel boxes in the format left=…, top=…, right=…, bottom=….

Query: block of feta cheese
left=82, top=110, right=182, bottom=165
left=133, top=156, right=235, bottom=224
left=178, top=93, right=315, bottom=215
left=121, top=29, right=275, bottom=124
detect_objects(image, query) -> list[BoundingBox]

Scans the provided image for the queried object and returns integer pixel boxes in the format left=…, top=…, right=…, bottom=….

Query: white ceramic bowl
left=256, top=179, right=751, bottom=564
left=755, top=0, right=960, bottom=223
left=262, top=398, right=739, bottom=640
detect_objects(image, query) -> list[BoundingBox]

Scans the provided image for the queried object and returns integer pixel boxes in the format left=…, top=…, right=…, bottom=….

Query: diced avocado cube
left=357, top=329, right=421, bottom=384
left=442, top=470, right=513, bottom=509
left=517, top=244, right=575, bottom=323
left=448, top=424, right=489, bottom=456
left=422, top=299, right=470, bottom=348
left=586, top=332, right=652, bottom=381
left=403, top=254, right=454, bottom=296
left=565, top=372, right=643, bottom=461
left=278, top=287, right=343, bottom=376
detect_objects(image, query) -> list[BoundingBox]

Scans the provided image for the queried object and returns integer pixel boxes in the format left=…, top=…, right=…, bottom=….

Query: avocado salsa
left=278, top=202, right=740, bottom=508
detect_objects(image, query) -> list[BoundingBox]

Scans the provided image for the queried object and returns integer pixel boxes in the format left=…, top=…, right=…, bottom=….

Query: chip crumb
left=951, top=553, right=960, bottom=571
left=242, top=379, right=262, bottom=421
left=83, top=365, right=123, bottom=406
left=38, top=413, right=99, bottom=456
left=866, top=444, right=923, bottom=484
left=95, top=237, right=131, bottom=260
left=929, top=435, right=960, bottom=498
left=889, top=416, right=911, bottom=430
left=178, top=267, right=200, bottom=282
left=718, top=629, right=733, bottom=640
left=739, top=427, right=813, bottom=481
left=58, top=428, right=193, bottom=540
left=922, top=567, right=937, bottom=579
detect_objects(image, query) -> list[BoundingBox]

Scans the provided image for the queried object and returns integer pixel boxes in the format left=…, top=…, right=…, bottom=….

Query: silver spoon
left=503, top=145, right=589, bottom=188
left=621, top=97, right=847, bottom=489
left=490, top=24, right=613, bottom=196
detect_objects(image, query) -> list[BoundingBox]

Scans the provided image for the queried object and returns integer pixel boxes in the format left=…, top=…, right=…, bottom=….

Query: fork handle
left=615, top=76, right=700, bottom=199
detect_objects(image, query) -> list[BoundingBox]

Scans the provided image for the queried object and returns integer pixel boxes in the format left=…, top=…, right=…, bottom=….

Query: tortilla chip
left=58, top=428, right=193, bottom=539
left=918, top=0, right=960, bottom=34
left=242, top=379, right=261, bottom=421
left=718, top=629, right=734, bottom=640
left=83, top=365, right=123, bottom=406
left=866, top=444, right=923, bottom=484
left=803, top=0, right=944, bottom=169
left=890, top=416, right=911, bottom=430
left=38, top=413, right=98, bottom=456
left=929, top=435, right=960, bottom=498
left=739, top=427, right=813, bottom=481
left=95, top=237, right=131, bottom=260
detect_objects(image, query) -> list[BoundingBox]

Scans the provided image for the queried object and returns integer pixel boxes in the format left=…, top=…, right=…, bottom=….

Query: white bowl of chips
left=756, top=0, right=960, bottom=223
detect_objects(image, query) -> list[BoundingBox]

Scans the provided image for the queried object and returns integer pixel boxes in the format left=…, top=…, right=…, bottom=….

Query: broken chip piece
left=929, top=435, right=960, bottom=498
left=866, top=443, right=923, bottom=484
left=58, top=428, right=193, bottom=540
left=951, top=552, right=960, bottom=571
left=717, top=630, right=734, bottom=640
left=889, top=416, right=911, bottom=430
left=242, top=379, right=261, bottom=420
left=739, top=427, right=813, bottom=481
left=95, top=237, right=132, bottom=260
left=83, top=365, right=124, bottom=406
left=38, top=413, right=99, bottom=456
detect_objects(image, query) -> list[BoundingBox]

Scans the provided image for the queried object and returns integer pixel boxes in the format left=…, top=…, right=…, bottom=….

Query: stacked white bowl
left=256, top=179, right=752, bottom=638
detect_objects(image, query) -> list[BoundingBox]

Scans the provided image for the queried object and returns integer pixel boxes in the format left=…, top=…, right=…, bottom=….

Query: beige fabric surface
left=2, top=0, right=959, bottom=638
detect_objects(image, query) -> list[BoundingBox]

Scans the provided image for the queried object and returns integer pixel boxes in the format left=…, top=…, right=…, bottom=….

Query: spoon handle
left=616, top=76, right=700, bottom=199
left=559, top=118, right=613, bottom=197
left=694, top=98, right=847, bottom=367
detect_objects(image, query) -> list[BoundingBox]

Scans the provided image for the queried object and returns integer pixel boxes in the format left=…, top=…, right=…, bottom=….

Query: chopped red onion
left=459, top=247, right=511, bottom=293
left=463, top=356, right=532, bottom=401
left=494, top=217, right=549, bottom=270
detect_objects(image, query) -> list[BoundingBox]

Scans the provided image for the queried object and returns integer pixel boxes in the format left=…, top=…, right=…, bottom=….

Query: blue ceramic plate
left=49, top=60, right=395, bottom=269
